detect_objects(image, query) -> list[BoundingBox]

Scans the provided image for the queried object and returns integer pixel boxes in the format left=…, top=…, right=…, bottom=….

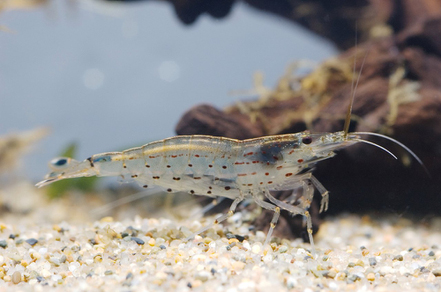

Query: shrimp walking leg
left=189, top=197, right=226, bottom=219
left=282, top=172, right=330, bottom=213
left=252, top=194, right=280, bottom=246
left=297, top=173, right=330, bottom=213
left=300, top=180, right=315, bottom=210
left=284, top=180, right=314, bottom=210
left=274, top=171, right=330, bottom=214
left=186, top=197, right=243, bottom=240
left=309, top=174, right=330, bottom=213
left=264, top=189, right=315, bottom=252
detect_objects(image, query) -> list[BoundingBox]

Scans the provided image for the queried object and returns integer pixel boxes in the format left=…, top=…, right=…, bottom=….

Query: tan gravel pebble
left=11, top=271, right=21, bottom=284
left=367, top=272, right=375, bottom=281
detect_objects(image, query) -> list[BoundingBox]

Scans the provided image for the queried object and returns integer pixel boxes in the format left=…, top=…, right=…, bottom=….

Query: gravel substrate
left=0, top=183, right=440, bottom=291
left=0, top=208, right=441, bottom=291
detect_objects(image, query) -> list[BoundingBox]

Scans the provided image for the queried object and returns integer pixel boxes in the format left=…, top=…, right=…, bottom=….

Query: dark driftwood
left=109, top=0, right=441, bottom=240
left=175, top=9, right=441, bottom=240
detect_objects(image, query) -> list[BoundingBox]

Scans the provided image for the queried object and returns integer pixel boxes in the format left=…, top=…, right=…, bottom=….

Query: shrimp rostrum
left=36, top=130, right=423, bottom=250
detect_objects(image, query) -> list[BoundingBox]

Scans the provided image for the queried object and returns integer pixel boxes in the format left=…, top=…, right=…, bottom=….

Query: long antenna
left=353, top=132, right=430, bottom=177
left=343, top=27, right=369, bottom=138
left=353, top=138, right=397, bottom=159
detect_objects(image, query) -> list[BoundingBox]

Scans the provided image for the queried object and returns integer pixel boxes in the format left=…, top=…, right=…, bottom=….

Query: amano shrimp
left=35, top=124, right=425, bottom=251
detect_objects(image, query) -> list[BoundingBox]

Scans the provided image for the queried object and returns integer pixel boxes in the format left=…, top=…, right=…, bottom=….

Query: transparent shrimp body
left=36, top=131, right=362, bottom=250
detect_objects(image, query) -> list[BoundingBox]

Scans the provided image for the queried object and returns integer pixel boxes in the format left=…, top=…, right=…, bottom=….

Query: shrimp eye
left=302, top=136, right=312, bottom=144
left=49, top=157, right=71, bottom=170
left=54, top=158, right=68, bottom=166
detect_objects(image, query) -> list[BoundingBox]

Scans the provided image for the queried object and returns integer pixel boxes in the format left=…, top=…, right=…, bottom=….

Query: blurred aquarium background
left=0, top=0, right=337, bottom=181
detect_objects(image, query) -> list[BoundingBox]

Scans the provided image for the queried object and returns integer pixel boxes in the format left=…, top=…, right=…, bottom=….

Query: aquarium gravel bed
left=0, top=213, right=440, bottom=292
